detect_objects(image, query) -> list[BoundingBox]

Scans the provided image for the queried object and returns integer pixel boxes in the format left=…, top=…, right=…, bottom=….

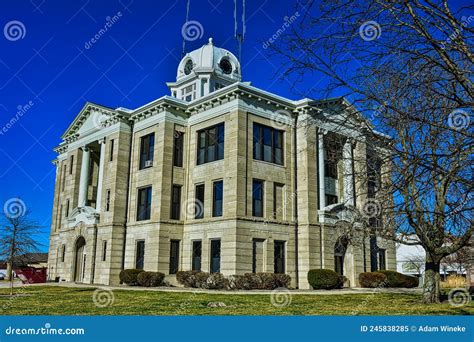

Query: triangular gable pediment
left=61, top=102, right=116, bottom=140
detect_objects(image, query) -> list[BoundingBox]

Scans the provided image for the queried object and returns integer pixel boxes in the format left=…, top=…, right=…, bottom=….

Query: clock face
left=219, top=58, right=232, bottom=74
left=184, top=59, right=193, bottom=75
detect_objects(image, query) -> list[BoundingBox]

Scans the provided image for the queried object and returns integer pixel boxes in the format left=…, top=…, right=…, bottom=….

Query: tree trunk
left=5, top=262, right=12, bottom=281
left=423, top=259, right=441, bottom=303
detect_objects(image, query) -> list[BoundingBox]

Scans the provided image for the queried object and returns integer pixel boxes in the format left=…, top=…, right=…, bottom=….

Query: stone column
left=78, top=146, right=90, bottom=207
left=95, top=138, right=106, bottom=212
left=343, top=138, right=355, bottom=206
left=318, top=130, right=326, bottom=209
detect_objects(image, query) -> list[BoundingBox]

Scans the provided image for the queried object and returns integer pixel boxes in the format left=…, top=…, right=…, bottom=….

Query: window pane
left=135, top=241, right=145, bottom=269
left=196, top=123, right=224, bottom=165
left=192, top=241, right=202, bottom=271
left=253, top=125, right=262, bottom=160
left=195, top=184, right=205, bottom=219
left=252, top=180, right=264, bottom=217
left=274, top=241, right=285, bottom=274
left=210, top=240, right=221, bottom=273
left=173, top=132, right=183, bottom=167
left=171, top=185, right=181, bottom=220
left=213, top=181, right=223, bottom=217
left=137, top=187, right=152, bottom=221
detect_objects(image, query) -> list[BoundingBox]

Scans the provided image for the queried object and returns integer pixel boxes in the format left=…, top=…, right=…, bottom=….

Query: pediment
left=61, top=102, right=116, bottom=140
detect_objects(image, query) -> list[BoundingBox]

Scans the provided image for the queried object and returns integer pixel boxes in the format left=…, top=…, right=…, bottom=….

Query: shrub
left=441, top=275, right=466, bottom=288
left=137, top=271, right=165, bottom=287
left=176, top=270, right=200, bottom=287
left=227, top=275, right=246, bottom=290
left=307, top=269, right=343, bottom=290
left=202, top=273, right=228, bottom=289
left=359, top=272, right=387, bottom=288
left=378, top=270, right=419, bottom=288
left=119, top=269, right=143, bottom=286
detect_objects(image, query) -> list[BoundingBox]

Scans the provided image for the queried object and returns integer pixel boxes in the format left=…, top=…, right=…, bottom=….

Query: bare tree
left=402, top=254, right=425, bottom=276
left=0, top=201, right=43, bottom=296
left=270, top=0, right=473, bottom=303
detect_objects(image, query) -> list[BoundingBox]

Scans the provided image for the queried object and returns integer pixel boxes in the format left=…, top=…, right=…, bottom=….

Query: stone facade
left=48, top=39, right=396, bottom=289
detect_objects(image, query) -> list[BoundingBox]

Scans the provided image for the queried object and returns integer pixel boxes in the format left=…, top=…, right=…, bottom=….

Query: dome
left=176, top=38, right=241, bottom=82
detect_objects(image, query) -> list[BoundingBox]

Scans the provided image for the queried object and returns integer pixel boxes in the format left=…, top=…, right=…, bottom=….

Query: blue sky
left=0, top=0, right=320, bottom=250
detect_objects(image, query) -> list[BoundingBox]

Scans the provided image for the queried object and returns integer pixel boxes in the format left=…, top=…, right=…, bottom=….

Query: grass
left=0, top=285, right=471, bottom=315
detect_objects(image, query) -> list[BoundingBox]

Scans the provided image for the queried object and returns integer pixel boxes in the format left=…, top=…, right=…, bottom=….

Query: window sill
left=253, top=159, right=285, bottom=168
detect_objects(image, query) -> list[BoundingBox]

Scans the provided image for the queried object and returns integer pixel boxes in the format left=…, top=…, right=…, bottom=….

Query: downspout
left=245, top=112, right=249, bottom=216
left=121, top=121, right=134, bottom=273
left=317, top=127, right=323, bottom=268
left=91, top=224, right=98, bottom=283
left=293, top=114, right=299, bottom=289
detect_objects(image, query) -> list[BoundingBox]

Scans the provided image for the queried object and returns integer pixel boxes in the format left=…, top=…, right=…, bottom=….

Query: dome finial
left=208, top=37, right=213, bottom=45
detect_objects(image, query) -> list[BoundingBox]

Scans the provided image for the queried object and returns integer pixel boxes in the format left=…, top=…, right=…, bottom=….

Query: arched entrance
left=334, top=236, right=348, bottom=277
left=74, top=236, right=86, bottom=282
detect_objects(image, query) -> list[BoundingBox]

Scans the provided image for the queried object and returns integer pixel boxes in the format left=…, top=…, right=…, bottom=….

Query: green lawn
left=0, top=286, right=471, bottom=315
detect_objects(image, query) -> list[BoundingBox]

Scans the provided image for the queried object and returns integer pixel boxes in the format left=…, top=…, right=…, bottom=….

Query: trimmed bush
left=307, top=269, right=343, bottom=290
left=137, top=271, right=165, bottom=287
left=202, top=273, right=228, bottom=289
left=176, top=270, right=200, bottom=287
left=119, top=269, right=143, bottom=286
left=378, top=270, right=419, bottom=288
left=359, top=272, right=388, bottom=288
left=177, top=271, right=292, bottom=290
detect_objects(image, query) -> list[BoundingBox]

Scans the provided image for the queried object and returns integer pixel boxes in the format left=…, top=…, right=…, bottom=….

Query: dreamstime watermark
left=270, top=287, right=292, bottom=308
left=3, top=20, right=26, bottom=41
left=269, top=109, right=292, bottom=130
left=262, top=12, right=300, bottom=49
left=184, top=198, right=203, bottom=219
left=359, top=21, right=381, bottom=41
left=3, top=198, right=27, bottom=219
left=0, top=101, right=35, bottom=136
left=361, top=199, right=381, bottom=219
left=447, top=109, right=470, bottom=131
left=92, top=288, right=115, bottom=308
left=5, top=323, right=85, bottom=336
left=448, top=288, right=471, bottom=307
left=91, top=111, right=109, bottom=129
left=441, top=15, right=474, bottom=50
left=84, top=11, right=123, bottom=50
left=181, top=20, right=204, bottom=42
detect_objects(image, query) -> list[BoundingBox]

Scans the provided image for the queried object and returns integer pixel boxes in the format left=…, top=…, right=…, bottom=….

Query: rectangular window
left=169, top=240, right=180, bottom=274
left=274, top=240, right=285, bottom=274
left=109, top=139, right=114, bottom=162
left=195, top=184, right=205, bottom=219
left=273, top=183, right=284, bottom=220
left=135, top=240, right=145, bottom=270
left=252, top=179, right=264, bottom=217
left=197, top=123, right=224, bottom=165
left=370, top=236, right=378, bottom=272
left=105, top=189, right=111, bottom=211
left=210, top=239, right=221, bottom=273
left=173, top=131, right=184, bottom=167
left=253, top=123, right=284, bottom=165
left=102, top=241, right=107, bottom=261
left=192, top=240, right=202, bottom=271
left=181, top=83, right=196, bottom=102
left=65, top=199, right=70, bottom=217
left=212, top=180, right=223, bottom=217
left=69, top=156, right=74, bottom=174
left=378, top=249, right=386, bottom=270
left=61, top=245, right=66, bottom=262
left=252, top=239, right=265, bottom=273
left=171, top=185, right=181, bottom=220
left=139, top=133, right=155, bottom=169
left=137, top=186, right=152, bottom=221
left=325, top=149, right=338, bottom=179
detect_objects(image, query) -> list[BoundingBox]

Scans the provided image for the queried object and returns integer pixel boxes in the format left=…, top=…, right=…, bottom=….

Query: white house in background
left=397, top=241, right=467, bottom=278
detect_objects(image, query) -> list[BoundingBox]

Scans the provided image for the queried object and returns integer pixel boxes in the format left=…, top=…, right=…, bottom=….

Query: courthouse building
left=47, top=39, right=396, bottom=289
